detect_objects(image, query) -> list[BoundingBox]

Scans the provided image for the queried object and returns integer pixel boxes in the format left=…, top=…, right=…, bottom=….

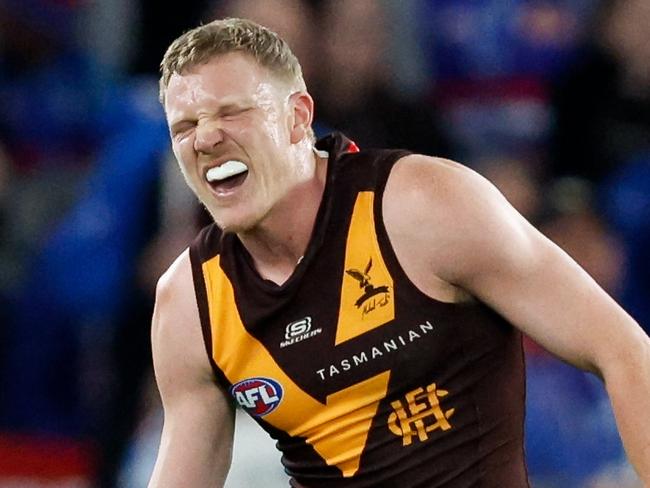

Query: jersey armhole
left=188, top=226, right=233, bottom=391
left=371, top=152, right=479, bottom=310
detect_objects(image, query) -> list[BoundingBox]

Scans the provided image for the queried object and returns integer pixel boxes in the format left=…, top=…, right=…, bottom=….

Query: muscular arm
left=148, top=250, right=235, bottom=488
left=384, top=155, right=650, bottom=482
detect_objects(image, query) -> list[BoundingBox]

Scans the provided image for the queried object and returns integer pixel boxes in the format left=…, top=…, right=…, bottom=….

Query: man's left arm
left=458, top=209, right=650, bottom=480
left=387, top=155, right=650, bottom=481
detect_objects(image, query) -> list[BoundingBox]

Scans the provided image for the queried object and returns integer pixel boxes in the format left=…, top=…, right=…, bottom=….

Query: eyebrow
left=168, top=96, right=257, bottom=131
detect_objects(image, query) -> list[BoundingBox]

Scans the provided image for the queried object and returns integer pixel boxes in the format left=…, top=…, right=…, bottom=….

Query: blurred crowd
left=0, top=0, right=649, bottom=487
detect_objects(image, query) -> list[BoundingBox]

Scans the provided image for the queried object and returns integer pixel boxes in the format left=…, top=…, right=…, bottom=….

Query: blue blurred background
left=0, top=0, right=649, bottom=486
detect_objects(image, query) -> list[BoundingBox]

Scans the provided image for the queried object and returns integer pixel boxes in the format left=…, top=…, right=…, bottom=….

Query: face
left=164, top=52, right=312, bottom=233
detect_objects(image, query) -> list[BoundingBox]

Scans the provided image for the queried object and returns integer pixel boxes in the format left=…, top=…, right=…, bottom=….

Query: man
left=149, top=18, right=650, bottom=487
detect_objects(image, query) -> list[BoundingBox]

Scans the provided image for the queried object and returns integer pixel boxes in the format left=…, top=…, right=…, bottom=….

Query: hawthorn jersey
left=189, top=133, right=529, bottom=487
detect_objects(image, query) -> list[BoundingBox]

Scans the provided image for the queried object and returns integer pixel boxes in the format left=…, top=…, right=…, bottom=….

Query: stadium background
left=0, top=0, right=649, bottom=486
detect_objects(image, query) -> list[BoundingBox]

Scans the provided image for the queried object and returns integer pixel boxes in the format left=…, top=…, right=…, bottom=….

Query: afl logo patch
left=230, top=377, right=283, bottom=417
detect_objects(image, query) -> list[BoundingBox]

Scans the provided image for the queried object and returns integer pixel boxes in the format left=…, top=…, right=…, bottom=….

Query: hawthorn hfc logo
left=387, top=382, right=455, bottom=446
left=345, top=257, right=391, bottom=317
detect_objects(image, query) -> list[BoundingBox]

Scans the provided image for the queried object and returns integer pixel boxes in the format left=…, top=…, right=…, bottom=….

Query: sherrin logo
left=230, top=377, right=283, bottom=417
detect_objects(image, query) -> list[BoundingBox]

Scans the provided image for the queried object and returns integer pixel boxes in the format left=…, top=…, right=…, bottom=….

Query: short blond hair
left=159, top=17, right=306, bottom=104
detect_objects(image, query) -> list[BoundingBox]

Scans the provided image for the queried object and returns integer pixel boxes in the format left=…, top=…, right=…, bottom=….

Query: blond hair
left=159, top=17, right=306, bottom=104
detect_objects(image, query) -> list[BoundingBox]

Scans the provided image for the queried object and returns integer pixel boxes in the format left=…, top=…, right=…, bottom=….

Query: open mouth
left=206, top=160, right=249, bottom=193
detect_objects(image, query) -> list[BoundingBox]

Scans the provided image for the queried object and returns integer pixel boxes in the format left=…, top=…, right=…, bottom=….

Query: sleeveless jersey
left=189, top=133, right=529, bottom=487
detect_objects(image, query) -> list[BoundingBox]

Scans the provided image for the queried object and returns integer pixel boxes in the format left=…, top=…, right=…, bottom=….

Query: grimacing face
left=164, top=52, right=313, bottom=233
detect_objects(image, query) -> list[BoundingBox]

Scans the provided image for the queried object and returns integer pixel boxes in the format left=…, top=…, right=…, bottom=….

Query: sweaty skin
left=384, top=155, right=650, bottom=482
left=150, top=53, right=650, bottom=487
left=164, top=54, right=317, bottom=243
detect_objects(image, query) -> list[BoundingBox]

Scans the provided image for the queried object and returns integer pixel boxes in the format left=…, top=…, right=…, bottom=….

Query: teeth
left=206, top=160, right=249, bottom=182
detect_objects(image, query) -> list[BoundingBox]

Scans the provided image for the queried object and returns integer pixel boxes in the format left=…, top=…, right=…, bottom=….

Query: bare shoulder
left=149, top=249, right=236, bottom=487
left=153, top=248, right=197, bottom=343
left=383, top=154, right=538, bottom=289
left=155, top=248, right=195, bottom=310
left=385, top=153, right=500, bottom=220
left=152, top=248, right=214, bottom=389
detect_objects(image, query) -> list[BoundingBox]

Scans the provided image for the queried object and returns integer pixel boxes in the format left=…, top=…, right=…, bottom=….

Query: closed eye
left=170, top=121, right=196, bottom=140
left=221, top=106, right=253, bottom=119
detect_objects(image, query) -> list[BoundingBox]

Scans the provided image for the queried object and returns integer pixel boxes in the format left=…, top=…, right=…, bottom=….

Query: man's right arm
left=148, top=250, right=235, bottom=487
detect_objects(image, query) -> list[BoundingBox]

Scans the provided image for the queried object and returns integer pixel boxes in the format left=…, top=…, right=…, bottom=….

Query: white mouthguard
left=206, top=160, right=249, bottom=182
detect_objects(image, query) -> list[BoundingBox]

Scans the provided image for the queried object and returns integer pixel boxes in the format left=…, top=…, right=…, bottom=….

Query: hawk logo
left=388, top=382, right=455, bottom=446
left=335, top=192, right=394, bottom=344
left=230, top=377, right=283, bottom=417
left=345, top=257, right=391, bottom=317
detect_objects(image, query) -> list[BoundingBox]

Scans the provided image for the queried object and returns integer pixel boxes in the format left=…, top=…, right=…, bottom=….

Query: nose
left=194, top=119, right=224, bottom=154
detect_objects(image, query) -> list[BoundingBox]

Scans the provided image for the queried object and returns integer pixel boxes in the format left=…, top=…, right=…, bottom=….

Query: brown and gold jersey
left=189, top=133, right=529, bottom=487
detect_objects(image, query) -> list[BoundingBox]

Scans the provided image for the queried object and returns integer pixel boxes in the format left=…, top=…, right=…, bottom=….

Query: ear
left=288, top=91, right=314, bottom=144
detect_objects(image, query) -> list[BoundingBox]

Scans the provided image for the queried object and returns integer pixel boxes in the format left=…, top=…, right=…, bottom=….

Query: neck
left=237, top=148, right=328, bottom=284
